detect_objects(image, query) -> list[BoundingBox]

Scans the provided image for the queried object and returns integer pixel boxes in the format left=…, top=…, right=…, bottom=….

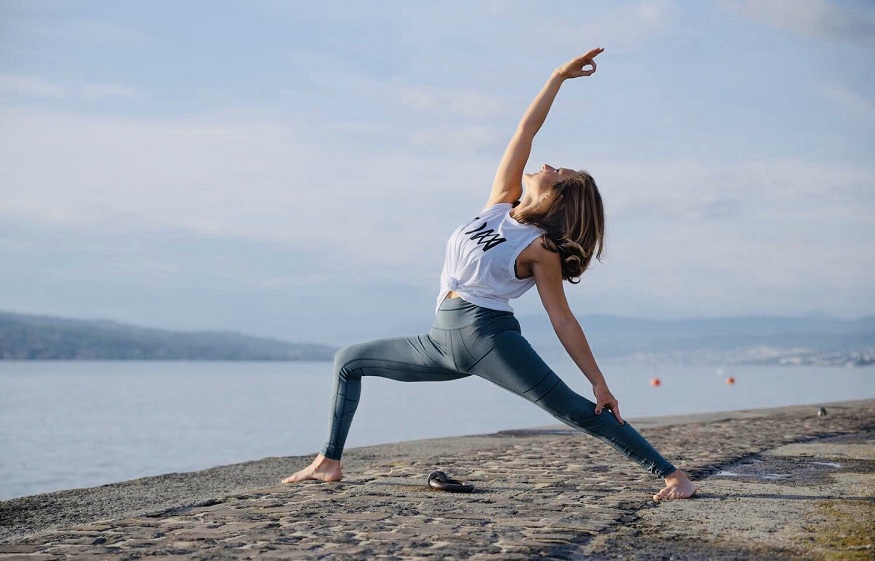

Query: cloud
left=3, top=101, right=872, bottom=320
left=280, top=52, right=510, bottom=123
left=63, top=20, right=154, bottom=46
left=721, top=0, right=875, bottom=44
left=398, top=86, right=507, bottom=119
left=0, top=74, right=144, bottom=100
left=78, top=84, right=144, bottom=101
left=0, top=75, right=65, bottom=98
left=96, top=260, right=180, bottom=281
left=0, top=105, right=494, bottom=288
left=10, top=17, right=155, bottom=47
left=601, top=157, right=875, bottom=221
left=410, top=125, right=504, bottom=154
left=535, top=0, right=678, bottom=51
left=553, top=153, right=875, bottom=316
left=820, top=83, right=875, bottom=124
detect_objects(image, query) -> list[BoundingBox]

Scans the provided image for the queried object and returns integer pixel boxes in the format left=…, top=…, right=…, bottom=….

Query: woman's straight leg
left=468, top=328, right=676, bottom=478
left=321, top=334, right=469, bottom=460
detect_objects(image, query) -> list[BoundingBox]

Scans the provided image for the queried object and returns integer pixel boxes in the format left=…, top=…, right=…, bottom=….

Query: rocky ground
left=1, top=400, right=873, bottom=560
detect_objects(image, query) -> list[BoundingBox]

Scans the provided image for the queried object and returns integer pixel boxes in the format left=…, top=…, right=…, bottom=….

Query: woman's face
left=524, top=164, right=575, bottom=193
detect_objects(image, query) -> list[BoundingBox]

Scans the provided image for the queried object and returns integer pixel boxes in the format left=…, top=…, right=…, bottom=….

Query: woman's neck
left=510, top=192, right=540, bottom=219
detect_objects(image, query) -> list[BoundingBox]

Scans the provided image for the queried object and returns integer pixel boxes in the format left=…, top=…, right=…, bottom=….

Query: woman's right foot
left=282, top=454, right=342, bottom=484
left=653, top=469, right=697, bottom=500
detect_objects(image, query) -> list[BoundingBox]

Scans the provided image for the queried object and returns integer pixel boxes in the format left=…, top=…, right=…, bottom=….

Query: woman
left=284, top=48, right=697, bottom=501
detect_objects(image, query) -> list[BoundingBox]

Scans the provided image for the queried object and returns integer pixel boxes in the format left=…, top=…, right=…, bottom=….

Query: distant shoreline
left=2, top=309, right=873, bottom=365
left=0, top=310, right=337, bottom=361
left=0, top=357, right=333, bottom=362
left=3, top=355, right=872, bottom=366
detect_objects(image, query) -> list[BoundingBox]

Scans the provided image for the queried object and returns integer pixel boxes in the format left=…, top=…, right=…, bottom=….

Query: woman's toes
left=655, top=469, right=697, bottom=501
left=654, top=482, right=697, bottom=501
left=282, top=467, right=315, bottom=484
left=281, top=472, right=303, bottom=484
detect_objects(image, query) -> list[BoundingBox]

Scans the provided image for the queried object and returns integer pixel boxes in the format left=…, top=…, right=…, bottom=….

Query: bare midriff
left=446, top=290, right=462, bottom=299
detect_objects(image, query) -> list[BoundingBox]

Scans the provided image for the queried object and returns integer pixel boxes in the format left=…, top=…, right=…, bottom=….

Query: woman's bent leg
left=470, top=330, right=676, bottom=478
left=321, top=335, right=467, bottom=460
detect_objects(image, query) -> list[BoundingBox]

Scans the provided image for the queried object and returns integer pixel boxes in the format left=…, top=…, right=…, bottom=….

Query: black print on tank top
left=464, top=221, right=507, bottom=252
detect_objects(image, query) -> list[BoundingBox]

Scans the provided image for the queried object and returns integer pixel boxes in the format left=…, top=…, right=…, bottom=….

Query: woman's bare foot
left=653, top=469, right=697, bottom=501
left=282, top=454, right=342, bottom=484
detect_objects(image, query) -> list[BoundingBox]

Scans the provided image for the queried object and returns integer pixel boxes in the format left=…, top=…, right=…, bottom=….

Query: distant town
left=618, top=347, right=875, bottom=368
left=739, top=347, right=874, bottom=368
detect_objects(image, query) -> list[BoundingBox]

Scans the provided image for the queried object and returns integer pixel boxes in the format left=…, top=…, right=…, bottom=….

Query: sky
left=1, top=0, right=873, bottom=345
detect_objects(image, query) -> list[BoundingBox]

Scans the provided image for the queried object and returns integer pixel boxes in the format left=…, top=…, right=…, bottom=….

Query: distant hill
left=518, top=314, right=875, bottom=366
left=3, top=310, right=873, bottom=366
left=0, top=312, right=337, bottom=361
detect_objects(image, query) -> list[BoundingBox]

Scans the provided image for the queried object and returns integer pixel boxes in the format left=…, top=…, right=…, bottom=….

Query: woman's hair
left=514, top=171, right=605, bottom=283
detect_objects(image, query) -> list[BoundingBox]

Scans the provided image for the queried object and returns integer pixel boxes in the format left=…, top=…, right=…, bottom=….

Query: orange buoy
left=725, top=376, right=736, bottom=385
left=650, top=377, right=662, bottom=387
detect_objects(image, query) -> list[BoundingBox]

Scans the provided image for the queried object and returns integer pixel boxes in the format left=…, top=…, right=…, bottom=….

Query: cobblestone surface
left=1, top=400, right=873, bottom=560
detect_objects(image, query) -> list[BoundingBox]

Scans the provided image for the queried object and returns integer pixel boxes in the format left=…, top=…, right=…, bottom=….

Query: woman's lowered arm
left=528, top=241, right=624, bottom=424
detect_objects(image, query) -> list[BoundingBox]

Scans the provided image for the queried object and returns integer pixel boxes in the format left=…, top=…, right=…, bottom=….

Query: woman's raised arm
left=486, top=48, right=604, bottom=209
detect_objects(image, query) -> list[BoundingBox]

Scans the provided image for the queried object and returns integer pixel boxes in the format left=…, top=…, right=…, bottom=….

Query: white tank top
left=436, top=202, right=544, bottom=313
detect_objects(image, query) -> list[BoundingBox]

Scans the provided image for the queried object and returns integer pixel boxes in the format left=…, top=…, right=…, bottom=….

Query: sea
left=1, top=358, right=873, bottom=501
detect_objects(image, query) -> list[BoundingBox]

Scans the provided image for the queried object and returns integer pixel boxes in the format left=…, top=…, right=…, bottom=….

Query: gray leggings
left=321, top=297, right=676, bottom=478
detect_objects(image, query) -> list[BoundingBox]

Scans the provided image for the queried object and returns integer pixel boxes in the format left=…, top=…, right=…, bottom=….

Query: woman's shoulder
left=515, top=236, right=560, bottom=281
left=520, top=236, right=559, bottom=263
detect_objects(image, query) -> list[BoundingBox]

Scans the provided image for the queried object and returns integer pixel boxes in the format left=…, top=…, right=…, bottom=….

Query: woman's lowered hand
left=594, top=383, right=624, bottom=424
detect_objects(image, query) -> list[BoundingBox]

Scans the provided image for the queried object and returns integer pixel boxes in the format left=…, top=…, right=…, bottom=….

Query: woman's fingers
left=575, top=52, right=600, bottom=76
left=598, top=398, right=624, bottom=424
left=610, top=401, right=624, bottom=425
left=559, top=48, right=604, bottom=79
left=577, top=48, right=604, bottom=66
left=582, top=59, right=596, bottom=76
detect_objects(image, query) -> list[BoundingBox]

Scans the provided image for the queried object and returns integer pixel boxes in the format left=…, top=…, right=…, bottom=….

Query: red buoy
left=725, top=376, right=736, bottom=385
left=650, top=377, right=662, bottom=387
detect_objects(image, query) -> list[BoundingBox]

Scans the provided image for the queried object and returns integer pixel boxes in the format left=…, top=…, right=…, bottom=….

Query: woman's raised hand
left=557, top=48, right=604, bottom=79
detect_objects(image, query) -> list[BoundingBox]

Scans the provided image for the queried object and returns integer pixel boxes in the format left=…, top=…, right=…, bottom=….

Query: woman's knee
left=333, top=343, right=369, bottom=376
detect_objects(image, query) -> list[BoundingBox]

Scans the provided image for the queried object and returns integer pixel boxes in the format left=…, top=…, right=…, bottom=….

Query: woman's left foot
left=654, top=469, right=697, bottom=501
left=282, top=454, right=342, bottom=484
